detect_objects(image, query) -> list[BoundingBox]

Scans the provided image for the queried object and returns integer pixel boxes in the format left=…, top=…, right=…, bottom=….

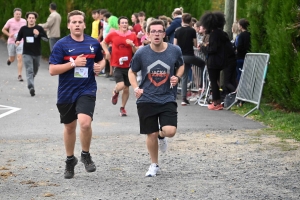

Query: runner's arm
left=128, top=69, right=139, bottom=90
left=1, top=26, right=10, bottom=37
left=49, top=62, right=74, bottom=76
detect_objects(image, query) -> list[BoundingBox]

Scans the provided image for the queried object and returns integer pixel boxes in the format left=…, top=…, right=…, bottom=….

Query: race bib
left=74, top=67, right=88, bottom=78
left=26, top=36, right=34, bottom=43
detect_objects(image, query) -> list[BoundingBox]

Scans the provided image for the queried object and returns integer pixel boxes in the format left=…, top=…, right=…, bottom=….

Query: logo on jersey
left=68, top=49, right=75, bottom=52
left=90, top=45, right=94, bottom=53
left=147, top=60, right=170, bottom=87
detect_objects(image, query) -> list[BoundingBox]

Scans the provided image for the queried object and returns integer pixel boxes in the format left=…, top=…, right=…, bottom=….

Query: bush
left=0, top=0, right=212, bottom=57
left=237, top=0, right=300, bottom=111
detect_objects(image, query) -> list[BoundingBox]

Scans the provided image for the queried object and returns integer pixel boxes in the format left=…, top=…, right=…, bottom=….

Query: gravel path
left=1, top=129, right=299, bottom=200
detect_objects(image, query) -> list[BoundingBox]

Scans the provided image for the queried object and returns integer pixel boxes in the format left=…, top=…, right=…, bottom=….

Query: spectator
left=236, top=18, right=251, bottom=83
left=174, top=13, right=205, bottom=106
left=90, top=9, right=100, bottom=39
left=39, top=3, right=61, bottom=51
left=199, top=11, right=228, bottom=110
left=166, top=7, right=183, bottom=44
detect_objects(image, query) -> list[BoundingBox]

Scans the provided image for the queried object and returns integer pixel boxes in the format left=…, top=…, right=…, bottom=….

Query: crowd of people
left=1, top=4, right=251, bottom=179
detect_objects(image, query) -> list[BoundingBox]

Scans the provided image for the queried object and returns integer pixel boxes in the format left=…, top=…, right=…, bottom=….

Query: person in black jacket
left=174, top=13, right=205, bottom=106
left=199, top=11, right=229, bottom=110
left=236, top=18, right=250, bottom=82
left=214, top=12, right=237, bottom=95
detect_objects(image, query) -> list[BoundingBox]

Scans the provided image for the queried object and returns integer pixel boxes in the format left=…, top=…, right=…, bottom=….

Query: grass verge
left=230, top=100, right=300, bottom=141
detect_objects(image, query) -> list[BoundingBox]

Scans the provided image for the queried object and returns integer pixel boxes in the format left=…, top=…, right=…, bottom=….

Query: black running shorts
left=113, top=67, right=131, bottom=86
left=56, top=95, right=96, bottom=124
left=137, top=102, right=178, bottom=134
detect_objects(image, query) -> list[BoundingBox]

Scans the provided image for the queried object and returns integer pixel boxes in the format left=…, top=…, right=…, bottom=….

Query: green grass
left=230, top=100, right=300, bottom=141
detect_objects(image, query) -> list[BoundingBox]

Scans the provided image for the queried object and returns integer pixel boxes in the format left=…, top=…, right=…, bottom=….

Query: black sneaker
left=64, top=157, right=78, bottom=179
left=7, top=60, right=11, bottom=65
left=81, top=153, right=96, bottom=172
left=29, top=88, right=35, bottom=97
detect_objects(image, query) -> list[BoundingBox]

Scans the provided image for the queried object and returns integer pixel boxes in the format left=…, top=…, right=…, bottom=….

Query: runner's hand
left=170, top=75, right=179, bottom=87
left=134, top=88, right=143, bottom=99
left=93, top=63, right=101, bottom=75
left=75, top=54, right=87, bottom=67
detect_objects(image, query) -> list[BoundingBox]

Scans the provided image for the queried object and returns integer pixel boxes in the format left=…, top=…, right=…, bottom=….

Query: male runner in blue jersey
left=49, top=10, right=106, bottom=179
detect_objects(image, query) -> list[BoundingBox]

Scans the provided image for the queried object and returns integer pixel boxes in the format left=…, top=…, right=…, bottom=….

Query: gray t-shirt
left=130, top=44, right=184, bottom=104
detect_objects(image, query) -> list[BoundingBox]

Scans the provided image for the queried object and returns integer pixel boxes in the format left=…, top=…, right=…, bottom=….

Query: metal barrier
left=226, top=53, right=270, bottom=117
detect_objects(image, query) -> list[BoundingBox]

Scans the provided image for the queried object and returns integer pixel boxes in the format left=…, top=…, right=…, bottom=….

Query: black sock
left=67, top=155, right=74, bottom=160
left=81, top=150, right=89, bottom=155
left=158, top=133, right=165, bottom=140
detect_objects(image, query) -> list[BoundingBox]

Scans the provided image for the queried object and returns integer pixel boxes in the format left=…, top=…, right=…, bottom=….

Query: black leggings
left=207, top=68, right=221, bottom=102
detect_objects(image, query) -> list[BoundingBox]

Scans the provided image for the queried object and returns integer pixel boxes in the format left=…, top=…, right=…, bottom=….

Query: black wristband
left=175, top=75, right=181, bottom=81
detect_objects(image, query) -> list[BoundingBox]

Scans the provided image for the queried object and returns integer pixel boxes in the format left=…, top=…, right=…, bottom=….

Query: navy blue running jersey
left=49, top=34, right=103, bottom=104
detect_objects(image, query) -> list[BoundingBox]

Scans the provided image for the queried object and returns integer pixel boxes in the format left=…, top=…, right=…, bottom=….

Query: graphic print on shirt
left=90, top=44, right=94, bottom=53
left=147, top=60, right=170, bottom=87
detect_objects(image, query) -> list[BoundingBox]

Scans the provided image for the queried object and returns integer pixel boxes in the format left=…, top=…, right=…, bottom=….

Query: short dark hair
left=118, top=16, right=128, bottom=24
left=25, top=11, right=38, bottom=19
left=182, top=13, right=192, bottom=24
left=13, top=8, right=22, bottom=13
left=50, top=3, right=57, bottom=10
left=100, top=9, right=108, bottom=15
left=92, top=9, right=100, bottom=14
left=147, top=19, right=165, bottom=33
left=103, top=12, right=111, bottom=19
left=67, top=10, right=85, bottom=23
left=195, top=21, right=201, bottom=27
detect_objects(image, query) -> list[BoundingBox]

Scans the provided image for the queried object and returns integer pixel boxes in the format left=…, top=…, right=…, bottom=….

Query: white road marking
left=0, top=105, right=21, bottom=119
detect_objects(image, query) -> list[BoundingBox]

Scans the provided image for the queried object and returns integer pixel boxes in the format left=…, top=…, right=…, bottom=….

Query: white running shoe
left=145, top=163, right=160, bottom=177
left=158, top=137, right=168, bottom=153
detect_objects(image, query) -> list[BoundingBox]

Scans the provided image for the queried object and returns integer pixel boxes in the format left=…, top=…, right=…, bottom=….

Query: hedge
left=0, top=0, right=212, bottom=57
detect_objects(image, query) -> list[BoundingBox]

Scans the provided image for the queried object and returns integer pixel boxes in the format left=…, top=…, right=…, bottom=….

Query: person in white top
left=2, top=8, right=27, bottom=81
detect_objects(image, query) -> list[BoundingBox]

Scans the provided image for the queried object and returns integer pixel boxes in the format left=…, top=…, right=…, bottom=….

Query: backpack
left=223, top=92, right=236, bottom=109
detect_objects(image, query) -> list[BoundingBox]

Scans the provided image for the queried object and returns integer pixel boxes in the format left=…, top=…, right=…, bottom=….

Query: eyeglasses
left=150, top=30, right=165, bottom=34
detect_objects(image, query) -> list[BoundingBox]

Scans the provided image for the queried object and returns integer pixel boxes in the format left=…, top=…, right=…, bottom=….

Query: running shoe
left=64, top=156, right=78, bottom=179
left=207, top=104, right=223, bottom=110
left=81, top=153, right=96, bottom=172
left=29, top=88, right=35, bottom=97
left=111, top=90, right=119, bottom=105
left=7, top=60, right=11, bottom=66
left=145, top=163, right=160, bottom=177
left=158, top=137, right=168, bottom=153
left=18, top=75, right=23, bottom=82
left=120, top=107, right=127, bottom=116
